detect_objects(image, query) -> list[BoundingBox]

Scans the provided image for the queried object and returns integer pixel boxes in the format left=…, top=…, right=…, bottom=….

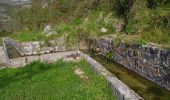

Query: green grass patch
left=10, top=31, right=44, bottom=42
left=111, top=32, right=170, bottom=48
left=0, top=60, right=115, bottom=100
left=9, top=31, right=63, bottom=42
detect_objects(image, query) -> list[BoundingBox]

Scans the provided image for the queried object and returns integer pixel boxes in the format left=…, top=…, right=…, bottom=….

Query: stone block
left=25, top=56, right=40, bottom=64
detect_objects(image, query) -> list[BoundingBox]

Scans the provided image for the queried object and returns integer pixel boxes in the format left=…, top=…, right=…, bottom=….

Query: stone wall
left=87, top=37, right=170, bottom=91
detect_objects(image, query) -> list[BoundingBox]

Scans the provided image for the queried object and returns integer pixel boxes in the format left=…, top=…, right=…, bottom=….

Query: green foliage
left=55, top=23, right=72, bottom=34
left=9, top=31, right=61, bottom=43
left=59, top=0, right=70, bottom=13
left=116, top=0, right=134, bottom=18
left=0, top=60, right=115, bottom=100
left=125, top=0, right=151, bottom=34
left=72, top=17, right=83, bottom=25
left=125, top=21, right=139, bottom=34
left=10, top=31, right=43, bottom=41
left=141, top=29, right=170, bottom=44
left=9, top=0, right=170, bottom=47
left=105, top=51, right=113, bottom=61
left=147, top=0, right=170, bottom=8
left=137, top=39, right=147, bottom=45
left=151, top=13, right=170, bottom=30
left=56, top=11, right=117, bottom=47
left=12, top=0, right=117, bottom=31
left=116, top=0, right=170, bottom=46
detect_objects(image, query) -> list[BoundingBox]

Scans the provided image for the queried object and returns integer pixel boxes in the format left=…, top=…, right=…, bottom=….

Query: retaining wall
left=86, top=37, right=170, bottom=91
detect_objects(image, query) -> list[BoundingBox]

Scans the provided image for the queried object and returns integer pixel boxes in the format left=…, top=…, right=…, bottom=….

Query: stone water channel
left=83, top=50, right=170, bottom=100
left=85, top=36, right=170, bottom=100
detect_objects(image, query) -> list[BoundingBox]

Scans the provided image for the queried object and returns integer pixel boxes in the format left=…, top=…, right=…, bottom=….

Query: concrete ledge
left=2, top=37, right=67, bottom=57
left=6, top=51, right=80, bottom=67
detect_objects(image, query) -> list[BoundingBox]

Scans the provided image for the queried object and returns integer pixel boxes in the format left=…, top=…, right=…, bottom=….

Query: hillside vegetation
left=8, top=0, right=170, bottom=47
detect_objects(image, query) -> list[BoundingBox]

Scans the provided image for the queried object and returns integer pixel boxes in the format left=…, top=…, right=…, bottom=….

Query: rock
left=43, top=24, right=57, bottom=36
left=74, top=67, right=88, bottom=80
left=100, top=27, right=108, bottom=33
left=43, top=3, right=48, bottom=8
left=116, top=22, right=125, bottom=33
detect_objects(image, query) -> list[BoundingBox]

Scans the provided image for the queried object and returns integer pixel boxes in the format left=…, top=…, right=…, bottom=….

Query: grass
left=89, top=53, right=170, bottom=100
left=9, top=31, right=62, bottom=42
left=110, top=32, right=170, bottom=49
left=1, top=0, right=169, bottom=48
left=0, top=31, right=64, bottom=46
left=0, top=37, right=2, bottom=46
left=9, top=31, right=43, bottom=42
left=0, top=31, right=43, bottom=45
left=0, top=60, right=115, bottom=100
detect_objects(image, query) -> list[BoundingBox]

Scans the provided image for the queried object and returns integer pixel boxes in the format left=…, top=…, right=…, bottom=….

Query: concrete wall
left=86, top=37, right=170, bottom=91
left=3, top=37, right=66, bottom=57
left=7, top=51, right=80, bottom=67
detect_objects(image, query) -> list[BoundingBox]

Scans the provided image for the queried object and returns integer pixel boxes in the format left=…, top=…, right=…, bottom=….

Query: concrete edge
left=2, top=38, right=10, bottom=62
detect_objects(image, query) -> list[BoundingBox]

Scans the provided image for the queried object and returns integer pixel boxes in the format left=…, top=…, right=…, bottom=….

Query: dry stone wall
left=87, top=37, right=170, bottom=91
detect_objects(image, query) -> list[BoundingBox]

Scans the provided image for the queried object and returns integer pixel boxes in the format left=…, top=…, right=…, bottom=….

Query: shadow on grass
left=0, top=61, right=53, bottom=89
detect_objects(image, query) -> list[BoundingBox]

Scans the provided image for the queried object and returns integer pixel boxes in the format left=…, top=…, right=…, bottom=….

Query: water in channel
left=82, top=50, right=170, bottom=100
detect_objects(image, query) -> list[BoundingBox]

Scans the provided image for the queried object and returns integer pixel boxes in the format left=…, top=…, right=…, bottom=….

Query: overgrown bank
left=7, top=0, right=170, bottom=47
